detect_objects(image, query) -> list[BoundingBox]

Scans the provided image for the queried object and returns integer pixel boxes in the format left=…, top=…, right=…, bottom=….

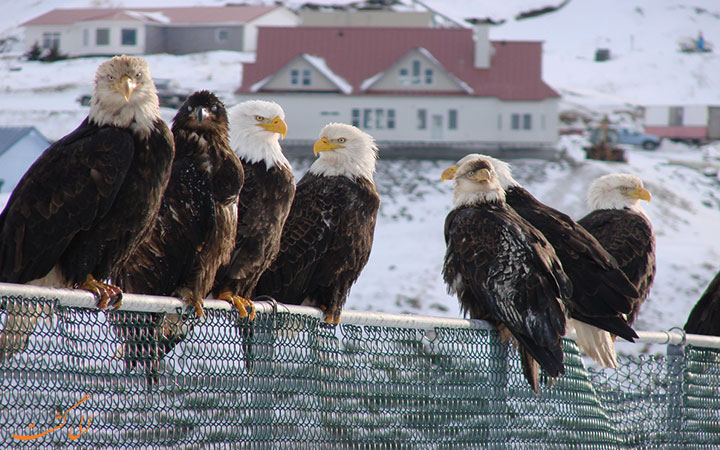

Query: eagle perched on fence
left=442, top=155, right=639, bottom=368
left=0, top=55, right=174, bottom=361
left=442, top=158, right=570, bottom=393
left=212, top=100, right=294, bottom=318
left=255, top=123, right=380, bottom=324
left=112, top=91, right=243, bottom=383
left=578, top=173, right=655, bottom=327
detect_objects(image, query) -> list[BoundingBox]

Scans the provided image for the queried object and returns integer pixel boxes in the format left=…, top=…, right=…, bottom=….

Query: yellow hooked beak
left=441, top=165, right=458, bottom=183
left=113, top=75, right=137, bottom=102
left=313, top=137, right=344, bottom=156
left=630, top=186, right=652, bottom=203
left=470, top=168, right=491, bottom=182
left=259, top=116, right=288, bottom=139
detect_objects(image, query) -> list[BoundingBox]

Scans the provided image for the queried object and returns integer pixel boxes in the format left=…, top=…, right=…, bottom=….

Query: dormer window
left=425, top=68, right=433, bottom=85
left=302, top=69, right=311, bottom=86
left=412, top=60, right=421, bottom=85
left=290, top=69, right=299, bottom=85
left=399, top=68, right=409, bottom=85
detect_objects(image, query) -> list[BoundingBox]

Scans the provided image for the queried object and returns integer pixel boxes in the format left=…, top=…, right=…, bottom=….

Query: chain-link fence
left=0, top=282, right=718, bottom=448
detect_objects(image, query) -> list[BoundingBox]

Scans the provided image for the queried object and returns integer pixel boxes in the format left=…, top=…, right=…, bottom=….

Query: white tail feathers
left=569, top=319, right=618, bottom=368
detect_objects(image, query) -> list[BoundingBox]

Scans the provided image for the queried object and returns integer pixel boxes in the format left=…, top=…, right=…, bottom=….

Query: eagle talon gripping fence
left=1, top=282, right=719, bottom=449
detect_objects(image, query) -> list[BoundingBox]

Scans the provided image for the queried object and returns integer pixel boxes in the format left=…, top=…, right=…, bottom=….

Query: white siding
left=685, top=105, right=708, bottom=126
left=645, top=105, right=708, bottom=127
left=233, top=93, right=558, bottom=146
left=0, top=132, right=49, bottom=193
left=25, top=21, right=147, bottom=57
left=244, top=8, right=299, bottom=52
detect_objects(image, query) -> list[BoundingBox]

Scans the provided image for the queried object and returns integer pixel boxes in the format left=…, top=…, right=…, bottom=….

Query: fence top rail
left=1, top=281, right=718, bottom=349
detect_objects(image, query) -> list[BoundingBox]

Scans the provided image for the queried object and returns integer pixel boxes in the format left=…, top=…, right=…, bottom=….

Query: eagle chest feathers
left=62, top=120, right=174, bottom=284
left=271, top=174, right=378, bottom=303
left=211, top=159, right=294, bottom=300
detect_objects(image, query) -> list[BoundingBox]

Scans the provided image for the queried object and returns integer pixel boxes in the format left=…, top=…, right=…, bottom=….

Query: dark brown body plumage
left=443, top=199, right=570, bottom=393
left=505, top=186, right=639, bottom=341
left=578, top=208, right=656, bottom=326
left=0, top=117, right=173, bottom=286
left=212, top=160, right=295, bottom=299
left=113, top=91, right=243, bottom=382
left=0, top=116, right=173, bottom=362
left=685, top=270, right=720, bottom=336
left=255, top=173, right=380, bottom=322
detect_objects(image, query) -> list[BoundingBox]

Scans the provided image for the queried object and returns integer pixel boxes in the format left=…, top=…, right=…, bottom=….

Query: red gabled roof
left=239, top=27, right=559, bottom=101
left=22, top=6, right=278, bottom=26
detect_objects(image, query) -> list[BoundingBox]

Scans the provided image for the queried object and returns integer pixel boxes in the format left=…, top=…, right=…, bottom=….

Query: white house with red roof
left=236, top=25, right=560, bottom=152
left=21, top=6, right=298, bottom=57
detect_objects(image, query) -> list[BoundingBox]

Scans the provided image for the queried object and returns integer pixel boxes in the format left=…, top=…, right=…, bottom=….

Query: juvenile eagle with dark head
left=255, top=123, right=380, bottom=324
left=112, top=91, right=243, bottom=383
left=442, top=155, right=639, bottom=368
left=212, top=100, right=294, bottom=318
left=442, top=158, right=570, bottom=393
left=578, top=173, right=655, bottom=327
left=0, top=55, right=174, bottom=361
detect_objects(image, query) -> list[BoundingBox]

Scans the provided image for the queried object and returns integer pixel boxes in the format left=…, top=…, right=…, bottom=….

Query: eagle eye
left=107, top=75, right=114, bottom=81
left=187, top=105, right=193, bottom=112
left=466, top=170, right=475, bottom=177
left=337, top=137, right=347, bottom=143
left=136, top=72, right=142, bottom=79
left=255, top=115, right=265, bottom=121
left=211, top=105, right=218, bottom=112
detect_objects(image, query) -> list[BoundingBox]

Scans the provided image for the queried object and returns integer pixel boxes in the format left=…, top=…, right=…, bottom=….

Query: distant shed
left=644, top=104, right=720, bottom=143
left=0, top=127, right=50, bottom=194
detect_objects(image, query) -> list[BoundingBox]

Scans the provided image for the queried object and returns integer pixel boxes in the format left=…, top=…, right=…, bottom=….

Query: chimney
left=473, top=24, right=491, bottom=69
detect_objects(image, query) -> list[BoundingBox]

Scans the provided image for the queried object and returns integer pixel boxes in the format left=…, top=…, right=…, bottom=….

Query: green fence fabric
left=1, top=290, right=719, bottom=448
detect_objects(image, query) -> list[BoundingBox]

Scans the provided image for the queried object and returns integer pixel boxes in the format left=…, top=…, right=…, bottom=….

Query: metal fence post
left=486, top=330, right=509, bottom=450
left=666, top=342, right=685, bottom=448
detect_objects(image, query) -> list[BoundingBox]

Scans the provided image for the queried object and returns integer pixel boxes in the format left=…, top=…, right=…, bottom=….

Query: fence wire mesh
left=1, top=289, right=719, bottom=449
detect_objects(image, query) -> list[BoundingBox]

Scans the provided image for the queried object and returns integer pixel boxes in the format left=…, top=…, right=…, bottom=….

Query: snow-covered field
left=1, top=0, right=720, bottom=350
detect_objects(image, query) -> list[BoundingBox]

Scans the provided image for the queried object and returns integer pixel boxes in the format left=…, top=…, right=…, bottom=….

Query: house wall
left=0, top=131, right=50, bottom=193
left=299, top=11, right=433, bottom=27
left=260, top=57, right=340, bottom=92
left=644, top=105, right=708, bottom=139
left=163, top=25, right=245, bottom=54
left=645, top=105, right=707, bottom=127
left=144, top=25, right=166, bottom=54
left=244, top=8, right=299, bottom=52
left=232, top=93, right=558, bottom=147
left=26, top=21, right=148, bottom=56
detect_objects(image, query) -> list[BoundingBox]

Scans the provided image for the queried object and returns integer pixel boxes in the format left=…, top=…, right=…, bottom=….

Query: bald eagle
left=685, top=269, right=720, bottom=336
left=442, top=158, right=570, bottom=393
left=212, top=100, right=294, bottom=319
left=442, top=155, right=639, bottom=368
left=0, top=56, right=174, bottom=361
left=578, top=174, right=655, bottom=327
left=112, top=91, right=243, bottom=383
left=255, top=123, right=380, bottom=324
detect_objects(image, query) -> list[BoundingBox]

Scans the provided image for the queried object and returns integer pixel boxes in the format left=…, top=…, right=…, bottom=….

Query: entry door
left=708, top=107, right=720, bottom=139
left=431, top=114, right=443, bottom=140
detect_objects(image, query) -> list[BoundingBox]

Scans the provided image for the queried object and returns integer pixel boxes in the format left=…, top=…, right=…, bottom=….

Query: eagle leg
left=216, top=291, right=256, bottom=321
left=80, top=274, right=123, bottom=309
left=319, top=305, right=341, bottom=325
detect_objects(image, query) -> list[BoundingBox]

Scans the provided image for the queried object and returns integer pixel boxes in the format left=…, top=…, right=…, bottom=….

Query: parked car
left=589, top=126, right=661, bottom=150
left=77, top=78, right=189, bottom=108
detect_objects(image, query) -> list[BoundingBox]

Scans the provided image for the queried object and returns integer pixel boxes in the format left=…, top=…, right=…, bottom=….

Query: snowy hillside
left=1, top=0, right=720, bottom=347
